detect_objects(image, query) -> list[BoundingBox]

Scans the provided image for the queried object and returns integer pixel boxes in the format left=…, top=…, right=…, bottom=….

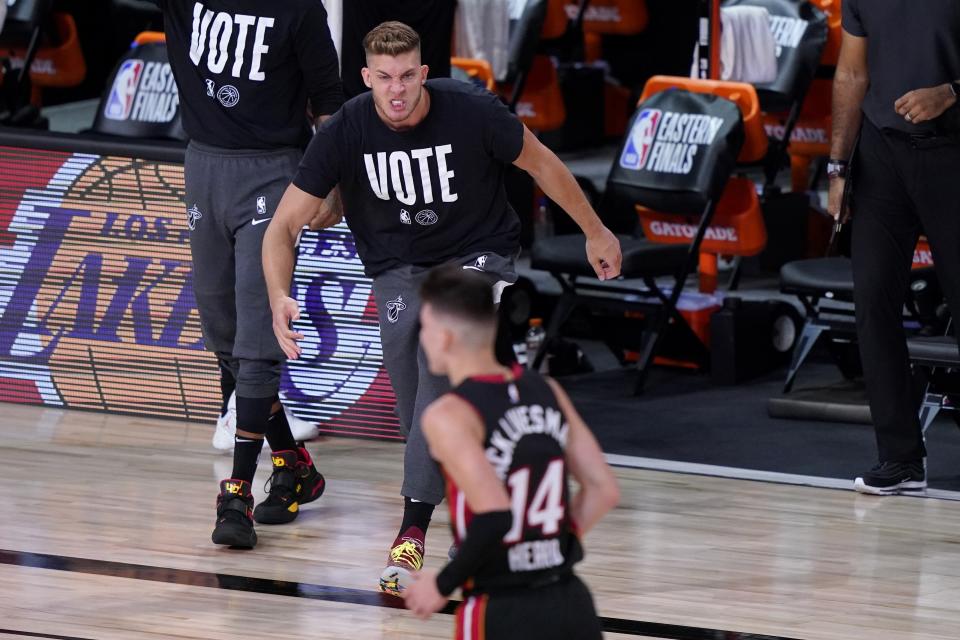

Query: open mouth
left=389, top=99, right=405, bottom=112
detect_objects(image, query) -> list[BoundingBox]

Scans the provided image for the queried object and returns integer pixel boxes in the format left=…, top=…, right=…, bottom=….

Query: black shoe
left=253, top=451, right=302, bottom=524
left=295, top=446, right=326, bottom=505
left=854, top=460, right=927, bottom=495
left=212, top=479, right=257, bottom=548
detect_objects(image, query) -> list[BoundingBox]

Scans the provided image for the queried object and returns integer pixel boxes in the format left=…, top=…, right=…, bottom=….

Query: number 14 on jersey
left=504, top=458, right=566, bottom=543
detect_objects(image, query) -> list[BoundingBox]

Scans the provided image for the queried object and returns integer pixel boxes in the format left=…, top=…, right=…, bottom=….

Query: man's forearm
left=262, top=224, right=299, bottom=303
left=529, top=155, right=604, bottom=237
left=831, top=70, right=868, bottom=160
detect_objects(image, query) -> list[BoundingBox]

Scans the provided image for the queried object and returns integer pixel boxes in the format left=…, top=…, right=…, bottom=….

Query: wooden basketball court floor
left=2, top=402, right=960, bottom=640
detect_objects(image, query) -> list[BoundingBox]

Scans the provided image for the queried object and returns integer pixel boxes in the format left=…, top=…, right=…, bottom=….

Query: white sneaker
left=284, top=402, right=319, bottom=441
left=212, top=392, right=237, bottom=451
left=212, top=393, right=317, bottom=450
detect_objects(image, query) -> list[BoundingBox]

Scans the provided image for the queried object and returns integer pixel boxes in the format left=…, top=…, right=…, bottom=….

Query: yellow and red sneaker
left=212, top=479, right=256, bottom=548
left=295, top=446, right=326, bottom=505
left=378, top=526, right=425, bottom=596
left=253, top=451, right=301, bottom=525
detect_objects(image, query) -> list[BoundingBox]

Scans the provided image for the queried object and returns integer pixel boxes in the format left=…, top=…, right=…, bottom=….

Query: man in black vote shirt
left=262, top=22, right=622, bottom=595
left=153, top=0, right=343, bottom=548
left=828, top=1, right=960, bottom=495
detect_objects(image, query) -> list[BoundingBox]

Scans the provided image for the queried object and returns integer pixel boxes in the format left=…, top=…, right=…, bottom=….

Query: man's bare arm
left=830, top=30, right=868, bottom=162
left=512, top=126, right=622, bottom=281
left=827, top=29, right=868, bottom=220
left=546, top=378, right=619, bottom=535
left=262, top=184, right=332, bottom=358
left=403, top=397, right=512, bottom=618
left=423, top=396, right=511, bottom=513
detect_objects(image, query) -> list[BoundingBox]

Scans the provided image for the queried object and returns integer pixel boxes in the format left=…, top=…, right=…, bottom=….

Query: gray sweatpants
left=184, top=141, right=302, bottom=398
left=372, top=251, right=518, bottom=504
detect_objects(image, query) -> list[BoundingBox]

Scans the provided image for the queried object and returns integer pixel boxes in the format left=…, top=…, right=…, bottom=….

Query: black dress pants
left=852, top=119, right=960, bottom=462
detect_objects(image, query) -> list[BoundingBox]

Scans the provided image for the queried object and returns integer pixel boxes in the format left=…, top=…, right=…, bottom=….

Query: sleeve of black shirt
left=295, top=0, right=345, bottom=117
left=480, top=91, right=525, bottom=164
left=841, top=0, right=866, bottom=37
left=293, top=112, right=343, bottom=198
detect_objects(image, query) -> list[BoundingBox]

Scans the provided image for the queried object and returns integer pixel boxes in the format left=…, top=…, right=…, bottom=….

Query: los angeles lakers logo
left=1, top=152, right=395, bottom=435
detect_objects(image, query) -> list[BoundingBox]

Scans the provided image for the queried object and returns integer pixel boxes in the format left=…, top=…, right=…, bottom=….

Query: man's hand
left=585, top=226, right=622, bottom=280
left=401, top=569, right=448, bottom=619
left=271, top=295, right=305, bottom=359
left=827, top=176, right=847, bottom=221
left=895, top=84, right=957, bottom=125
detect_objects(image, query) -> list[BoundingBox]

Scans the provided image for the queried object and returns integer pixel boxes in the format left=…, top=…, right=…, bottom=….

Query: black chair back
left=723, top=0, right=828, bottom=113
left=92, top=41, right=185, bottom=141
left=607, top=89, right=744, bottom=216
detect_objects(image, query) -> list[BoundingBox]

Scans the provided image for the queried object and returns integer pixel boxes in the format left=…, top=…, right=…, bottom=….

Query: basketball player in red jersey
left=402, top=266, right=619, bottom=639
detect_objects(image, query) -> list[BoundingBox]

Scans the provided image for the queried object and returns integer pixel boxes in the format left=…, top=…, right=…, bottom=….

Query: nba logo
left=256, top=196, right=266, bottom=215
left=104, top=60, right=144, bottom=121
left=619, top=109, right=662, bottom=170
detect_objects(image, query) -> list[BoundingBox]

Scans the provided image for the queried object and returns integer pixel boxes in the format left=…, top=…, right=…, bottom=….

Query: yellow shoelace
left=390, top=540, right=423, bottom=570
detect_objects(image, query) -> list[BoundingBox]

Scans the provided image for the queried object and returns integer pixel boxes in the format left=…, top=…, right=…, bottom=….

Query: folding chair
left=530, top=76, right=764, bottom=393
left=724, top=0, right=828, bottom=188
left=0, top=0, right=85, bottom=126
left=89, top=32, right=185, bottom=141
left=907, top=332, right=960, bottom=433
left=763, top=0, right=842, bottom=192
left=780, top=239, right=939, bottom=392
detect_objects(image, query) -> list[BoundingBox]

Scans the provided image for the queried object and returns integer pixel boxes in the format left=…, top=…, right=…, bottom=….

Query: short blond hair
left=363, top=21, right=421, bottom=58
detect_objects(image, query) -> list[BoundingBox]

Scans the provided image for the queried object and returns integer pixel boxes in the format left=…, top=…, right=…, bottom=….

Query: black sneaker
left=212, top=479, right=257, bottom=548
left=854, top=460, right=927, bottom=495
left=253, top=450, right=302, bottom=524
left=295, top=446, right=326, bottom=505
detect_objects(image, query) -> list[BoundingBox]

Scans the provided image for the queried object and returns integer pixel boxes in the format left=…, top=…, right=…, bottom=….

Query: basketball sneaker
left=295, top=446, right=326, bottom=506
left=212, top=479, right=257, bottom=548
left=854, top=460, right=927, bottom=495
left=212, top=393, right=237, bottom=451
left=212, top=394, right=319, bottom=451
left=285, top=405, right=320, bottom=442
left=253, top=449, right=326, bottom=524
left=254, top=450, right=302, bottom=524
left=379, top=526, right=425, bottom=596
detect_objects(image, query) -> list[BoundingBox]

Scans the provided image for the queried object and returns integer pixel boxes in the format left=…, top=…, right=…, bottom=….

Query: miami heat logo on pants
left=386, top=296, right=407, bottom=324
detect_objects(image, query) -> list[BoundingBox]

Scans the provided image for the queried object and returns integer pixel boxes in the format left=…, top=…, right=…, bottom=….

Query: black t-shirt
left=154, top=0, right=343, bottom=149
left=294, top=78, right=524, bottom=277
left=340, top=0, right=456, bottom=99
left=843, top=0, right=960, bottom=133
left=448, top=368, right=584, bottom=595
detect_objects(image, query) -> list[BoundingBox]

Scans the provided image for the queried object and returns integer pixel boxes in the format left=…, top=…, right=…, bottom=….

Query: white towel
left=0, top=2, right=7, bottom=36
left=321, top=0, right=343, bottom=64
left=691, top=6, right=778, bottom=85
left=455, top=0, right=512, bottom=81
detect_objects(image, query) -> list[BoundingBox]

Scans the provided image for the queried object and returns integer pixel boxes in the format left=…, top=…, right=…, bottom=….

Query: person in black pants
left=153, top=0, right=343, bottom=546
left=828, top=0, right=960, bottom=495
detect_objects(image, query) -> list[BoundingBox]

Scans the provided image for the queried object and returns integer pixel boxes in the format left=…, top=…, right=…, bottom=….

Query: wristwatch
left=826, top=159, right=848, bottom=179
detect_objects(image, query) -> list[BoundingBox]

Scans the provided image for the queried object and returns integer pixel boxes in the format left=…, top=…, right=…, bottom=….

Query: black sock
left=265, top=404, right=298, bottom=453
left=400, top=497, right=434, bottom=535
left=231, top=436, right=264, bottom=484
left=218, top=361, right=236, bottom=417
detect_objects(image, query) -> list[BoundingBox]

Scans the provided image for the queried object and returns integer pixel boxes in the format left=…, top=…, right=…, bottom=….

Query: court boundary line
left=0, top=549, right=805, bottom=640
left=0, top=629, right=95, bottom=640
left=605, top=454, right=960, bottom=501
